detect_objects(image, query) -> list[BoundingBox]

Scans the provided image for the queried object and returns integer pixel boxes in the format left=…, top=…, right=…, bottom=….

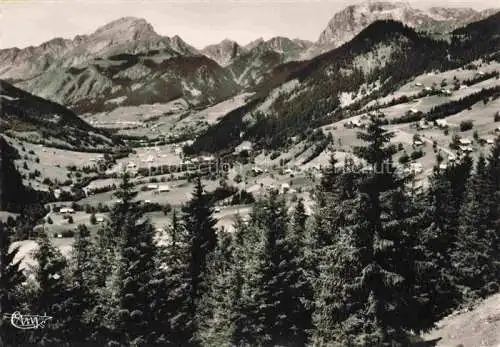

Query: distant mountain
left=190, top=20, right=452, bottom=153
left=0, top=80, right=115, bottom=149
left=305, top=1, right=498, bottom=58
left=0, top=17, right=199, bottom=82
left=0, top=17, right=239, bottom=112
left=201, top=39, right=244, bottom=67
left=227, top=37, right=313, bottom=88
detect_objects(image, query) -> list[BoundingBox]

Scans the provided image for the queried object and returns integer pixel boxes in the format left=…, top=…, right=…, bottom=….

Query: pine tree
left=313, top=116, right=422, bottom=346
left=453, top=155, right=500, bottom=298
left=234, top=193, right=311, bottom=346
left=156, top=209, right=197, bottom=346
left=66, top=225, right=96, bottom=345
left=0, top=222, right=25, bottom=346
left=198, top=229, right=241, bottom=346
left=29, top=233, right=69, bottom=346
left=181, top=176, right=217, bottom=316
left=108, top=172, right=160, bottom=346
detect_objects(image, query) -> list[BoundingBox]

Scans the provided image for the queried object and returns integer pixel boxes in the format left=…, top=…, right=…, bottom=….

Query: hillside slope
left=423, top=293, right=500, bottom=347
left=0, top=80, right=115, bottom=149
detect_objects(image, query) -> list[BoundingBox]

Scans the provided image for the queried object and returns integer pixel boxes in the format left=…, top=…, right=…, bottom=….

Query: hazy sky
left=1, top=0, right=498, bottom=49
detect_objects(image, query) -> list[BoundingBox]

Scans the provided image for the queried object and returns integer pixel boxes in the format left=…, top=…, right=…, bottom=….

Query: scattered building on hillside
left=235, top=141, right=253, bottom=154
left=60, top=207, right=75, bottom=214
left=146, top=184, right=158, bottom=190
left=459, top=138, right=472, bottom=146
left=280, top=183, right=290, bottom=193
left=435, top=119, right=448, bottom=128
left=157, top=185, right=171, bottom=193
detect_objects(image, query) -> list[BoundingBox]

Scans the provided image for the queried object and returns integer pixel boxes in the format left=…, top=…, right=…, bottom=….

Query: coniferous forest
left=1, top=117, right=500, bottom=346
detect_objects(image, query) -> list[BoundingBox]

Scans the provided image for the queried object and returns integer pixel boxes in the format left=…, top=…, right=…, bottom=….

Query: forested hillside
left=1, top=118, right=499, bottom=346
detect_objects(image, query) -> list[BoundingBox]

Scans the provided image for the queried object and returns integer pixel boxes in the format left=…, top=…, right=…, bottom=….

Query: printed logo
left=4, top=312, right=53, bottom=330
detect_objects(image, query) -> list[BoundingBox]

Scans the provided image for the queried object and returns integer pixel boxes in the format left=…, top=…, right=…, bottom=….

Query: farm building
left=459, top=138, right=472, bottom=146
left=158, top=185, right=171, bottom=193
left=435, top=119, right=448, bottom=128
left=60, top=207, right=75, bottom=214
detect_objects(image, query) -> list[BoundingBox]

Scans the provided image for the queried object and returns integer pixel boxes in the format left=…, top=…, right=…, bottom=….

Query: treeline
left=1, top=118, right=500, bottom=346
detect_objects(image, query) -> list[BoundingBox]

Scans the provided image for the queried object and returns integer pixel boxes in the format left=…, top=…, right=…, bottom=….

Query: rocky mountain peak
left=201, top=39, right=243, bottom=66
left=90, top=17, right=159, bottom=42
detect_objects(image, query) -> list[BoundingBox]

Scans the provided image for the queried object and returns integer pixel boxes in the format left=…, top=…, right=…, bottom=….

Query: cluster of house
left=414, top=82, right=453, bottom=96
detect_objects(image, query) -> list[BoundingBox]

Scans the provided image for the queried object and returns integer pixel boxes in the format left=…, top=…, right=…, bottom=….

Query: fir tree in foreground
left=181, top=176, right=217, bottom=323
left=107, top=172, right=161, bottom=346
left=313, top=117, right=426, bottom=346
left=0, top=223, right=25, bottom=347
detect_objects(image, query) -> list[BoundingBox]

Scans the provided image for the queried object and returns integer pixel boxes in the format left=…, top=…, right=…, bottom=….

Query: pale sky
left=0, top=0, right=498, bottom=50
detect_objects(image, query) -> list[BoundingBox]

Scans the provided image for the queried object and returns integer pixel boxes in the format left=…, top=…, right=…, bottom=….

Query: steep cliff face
left=304, top=1, right=498, bottom=58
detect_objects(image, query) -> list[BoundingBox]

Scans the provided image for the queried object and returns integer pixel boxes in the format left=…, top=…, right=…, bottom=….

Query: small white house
left=439, top=163, right=448, bottom=170
left=54, top=189, right=62, bottom=199
left=459, top=138, right=472, bottom=146
left=158, top=185, right=171, bottom=193
left=410, top=162, right=423, bottom=174
left=415, top=82, right=423, bottom=87
left=146, top=184, right=158, bottom=190
left=486, top=138, right=495, bottom=145
left=409, top=108, right=419, bottom=114
left=60, top=207, right=74, bottom=214
left=435, top=119, right=448, bottom=128
left=280, top=183, right=290, bottom=193
left=413, top=140, right=424, bottom=147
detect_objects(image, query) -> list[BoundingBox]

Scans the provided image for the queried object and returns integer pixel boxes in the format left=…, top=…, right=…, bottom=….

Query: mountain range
left=0, top=1, right=498, bottom=114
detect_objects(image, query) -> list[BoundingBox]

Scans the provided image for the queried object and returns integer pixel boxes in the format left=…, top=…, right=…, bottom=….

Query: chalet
left=96, top=216, right=105, bottom=223
left=127, top=161, right=136, bottom=169
left=409, top=108, right=419, bottom=114
left=435, top=119, right=448, bottom=128
left=439, top=163, right=448, bottom=170
left=441, top=89, right=452, bottom=96
left=413, top=140, right=424, bottom=147
left=201, top=155, right=215, bottom=162
left=459, top=138, right=472, bottom=146
left=418, top=120, right=430, bottom=130
left=146, top=184, right=158, bottom=190
left=60, top=207, right=74, bottom=214
left=280, top=183, right=290, bottom=193
left=448, top=154, right=456, bottom=162
left=495, top=126, right=500, bottom=133
left=252, top=166, right=264, bottom=174
left=415, top=82, right=423, bottom=87
left=487, top=138, right=495, bottom=145
left=158, top=185, right=171, bottom=193
left=410, top=162, right=423, bottom=174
